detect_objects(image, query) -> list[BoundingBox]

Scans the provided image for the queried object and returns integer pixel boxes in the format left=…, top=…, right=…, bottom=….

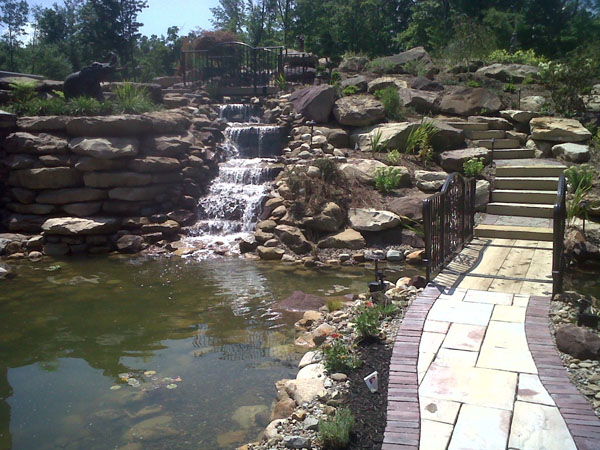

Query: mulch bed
left=343, top=340, right=392, bottom=450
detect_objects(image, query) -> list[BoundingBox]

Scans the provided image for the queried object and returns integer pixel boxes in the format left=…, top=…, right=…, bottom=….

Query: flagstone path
left=383, top=238, right=600, bottom=450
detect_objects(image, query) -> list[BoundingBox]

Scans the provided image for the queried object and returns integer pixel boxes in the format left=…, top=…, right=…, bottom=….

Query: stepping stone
left=508, top=401, right=577, bottom=449
left=420, top=419, right=453, bottom=450
left=449, top=404, right=511, bottom=450
left=442, top=323, right=486, bottom=351
left=517, top=374, right=555, bottom=406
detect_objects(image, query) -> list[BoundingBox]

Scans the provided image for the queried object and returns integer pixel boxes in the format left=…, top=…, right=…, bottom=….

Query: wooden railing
left=552, top=174, right=567, bottom=297
left=423, top=173, right=476, bottom=282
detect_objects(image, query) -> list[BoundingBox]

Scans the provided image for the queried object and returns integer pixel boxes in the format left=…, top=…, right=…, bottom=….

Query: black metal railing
left=180, top=42, right=284, bottom=90
left=552, top=174, right=567, bottom=297
left=424, top=173, right=476, bottom=282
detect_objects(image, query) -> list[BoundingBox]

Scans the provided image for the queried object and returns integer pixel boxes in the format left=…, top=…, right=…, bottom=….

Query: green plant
left=319, top=407, right=354, bottom=449
left=322, top=337, right=361, bottom=373
left=205, top=81, right=220, bottom=100
left=66, top=96, right=110, bottom=116
left=365, top=58, right=396, bottom=74
left=485, top=49, right=547, bottom=66
left=403, top=59, right=429, bottom=77
left=592, top=129, right=600, bottom=150
left=373, top=86, right=404, bottom=120
left=341, top=85, right=359, bottom=96
left=313, top=158, right=340, bottom=183
left=374, top=167, right=404, bottom=194
left=369, top=129, right=387, bottom=153
left=378, top=303, right=399, bottom=317
left=567, top=183, right=592, bottom=227
left=326, top=298, right=343, bottom=312
left=112, top=83, right=156, bottom=114
left=353, top=302, right=380, bottom=339
left=522, top=75, right=536, bottom=85
left=564, top=165, right=595, bottom=193
left=387, top=149, right=401, bottom=164
left=276, top=73, right=287, bottom=91
left=466, top=80, right=481, bottom=88
left=463, top=157, right=485, bottom=177
left=330, top=70, right=341, bottom=85
left=503, top=82, right=516, bottom=93
left=405, top=120, right=438, bottom=165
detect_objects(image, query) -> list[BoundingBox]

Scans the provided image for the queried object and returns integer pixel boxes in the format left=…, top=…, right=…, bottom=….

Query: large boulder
left=351, top=122, right=418, bottom=151
left=530, top=117, right=592, bottom=143
left=339, top=159, right=409, bottom=187
left=367, top=77, right=408, bottom=93
left=333, top=95, right=385, bottom=127
left=273, top=225, right=312, bottom=254
left=500, top=110, right=537, bottom=124
left=69, top=137, right=139, bottom=159
left=8, top=167, right=81, bottom=189
left=36, top=188, right=106, bottom=204
left=340, top=75, right=368, bottom=93
left=284, top=379, right=326, bottom=405
left=42, top=217, right=120, bottom=235
left=338, top=56, right=370, bottom=73
left=439, top=147, right=491, bottom=172
left=428, top=120, right=465, bottom=150
left=410, top=76, right=444, bottom=91
left=475, top=63, right=540, bottom=83
left=303, top=202, right=345, bottom=232
left=468, top=116, right=513, bottom=131
left=415, top=170, right=447, bottom=192
left=143, top=110, right=191, bottom=134
left=520, top=96, right=547, bottom=113
left=398, top=88, right=440, bottom=114
left=439, top=87, right=503, bottom=116
left=348, top=208, right=402, bottom=231
left=556, top=324, right=600, bottom=360
left=144, top=134, right=192, bottom=157
left=129, top=157, right=181, bottom=172
left=108, top=185, right=166, bottom=201
left=289, top=85, right=335, bottom=123
left=317, top=229, right=366, bottom=249
left=552, top=143, right=591, bottom=163
left=368, top=47, right=437, bottom=76
left=257, top=246, right=284, bottom=260
left=152, top=76, right=182, bottom=88
left=66, top=115, right=153, bottom=136
left=83, top=172, right=152, bottom=188
left=5, top=132, right=69, bottom=155
left=475, top=180, right=491, bottom=212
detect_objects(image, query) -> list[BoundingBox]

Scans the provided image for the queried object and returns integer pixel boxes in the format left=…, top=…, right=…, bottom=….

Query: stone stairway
left=451, top=116, right=567, bottom=242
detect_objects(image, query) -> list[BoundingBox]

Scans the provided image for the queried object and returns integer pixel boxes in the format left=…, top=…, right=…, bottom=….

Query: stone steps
left=474, top=224, right=553, bottom=241
left=495, top=165, right=566, bottom=177
left=447, top=122, right=489, bottom=131
left=464, top=129, right=505, bottom=140
left=492, top=189, right=557, bottom=205
left=492, top=148, right=536, bottom=159
left=475, top=138, right=521, bottom=149
left=487, top=202, right=554, bottom=218
left=494, top=176, right=560, bottom=190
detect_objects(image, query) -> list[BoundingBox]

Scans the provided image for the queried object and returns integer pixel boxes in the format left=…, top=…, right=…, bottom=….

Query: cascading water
left=184, top=106, right=284, bottom=258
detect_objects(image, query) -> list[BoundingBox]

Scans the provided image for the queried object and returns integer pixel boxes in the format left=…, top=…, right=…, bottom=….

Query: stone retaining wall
left=0, top=107, right=224, bottom=256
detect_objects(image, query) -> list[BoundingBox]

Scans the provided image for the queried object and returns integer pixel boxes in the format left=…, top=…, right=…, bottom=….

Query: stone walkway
left=383, top=237, right=600, bottom=450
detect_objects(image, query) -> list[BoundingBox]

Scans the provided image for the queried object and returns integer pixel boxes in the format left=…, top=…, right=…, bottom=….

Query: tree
left=211, top=0, right=246, bottom=34
left=117, top=0, right=148, bottom=71
left=0, top=0, right=29, bottom=70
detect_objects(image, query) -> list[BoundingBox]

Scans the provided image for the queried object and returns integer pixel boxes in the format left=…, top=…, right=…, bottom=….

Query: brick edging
left=525, top=296, right=600, bottom=450
left=382, top=284, right=442, bottom=450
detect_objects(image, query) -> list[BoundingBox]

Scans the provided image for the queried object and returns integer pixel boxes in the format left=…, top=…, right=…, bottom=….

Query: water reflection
left=0, top=256, right=397, bottom=449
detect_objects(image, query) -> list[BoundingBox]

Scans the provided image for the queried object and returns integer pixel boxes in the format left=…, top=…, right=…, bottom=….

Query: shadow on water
left=0, top=255, right=421, bottom=449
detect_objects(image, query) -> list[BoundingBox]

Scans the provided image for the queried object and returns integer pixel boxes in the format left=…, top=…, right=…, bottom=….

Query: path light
left=307, top=120, right=316, bottom=146
left=364, top=371, right=379, bottom=393
left=518, top=87, right=522, bottom=109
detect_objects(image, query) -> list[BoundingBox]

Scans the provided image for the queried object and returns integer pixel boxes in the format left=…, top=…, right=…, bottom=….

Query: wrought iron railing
left=552, top=174, right=567, bottom=297
left=423, top=173, right=476, bottom=282
left=180, top=42, right=284, bottom=90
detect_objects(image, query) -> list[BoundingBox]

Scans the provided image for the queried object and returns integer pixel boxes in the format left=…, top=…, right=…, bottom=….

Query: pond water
left=0, top=256, right=420, bottom=449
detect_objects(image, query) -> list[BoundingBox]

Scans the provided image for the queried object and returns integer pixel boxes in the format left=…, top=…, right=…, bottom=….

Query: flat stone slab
left=463, top=290, right=513, bottom=305
left=508, top=401, right=577, bottom=449
left=442, top=323, right=486, bottom=351
left=426, top=299, right=493, bottom=326
left=420, top=419, right=453, bottom=450
left=517, top=374, right=555, bottom=406
left=491, top=304, right=526, bottom=323
left=420, top=396, right=461, bottom=424
left=449, top=404, right=512, bottom=450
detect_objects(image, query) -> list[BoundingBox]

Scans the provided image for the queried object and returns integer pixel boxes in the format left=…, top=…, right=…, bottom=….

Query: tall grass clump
left=112, top=83, right=156, bottom=114
left=373, top=86, right=404, bottom=120
left=319, top=408, right=354, bottom=449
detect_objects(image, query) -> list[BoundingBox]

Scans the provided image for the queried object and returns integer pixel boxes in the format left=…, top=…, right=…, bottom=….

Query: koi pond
left=0, top=256, right=418, bottom=449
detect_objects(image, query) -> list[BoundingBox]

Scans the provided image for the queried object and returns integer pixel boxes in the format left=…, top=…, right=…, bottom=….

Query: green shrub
left=463, top=157, right=485, bottom=177
left=330, top=70, right=342, bottom=84
left=369, top=129, right=387, bottom=153
left=503, top=83, right=516, bottom=93
left=276, top=73, right=287, bottom=91
left=485, top=49, right=547, bottom=66
left=403, top=59, right=428, bottom=77
left=365, top=58, right=396, bottom=74
left=353, top=302, right=380, bottom=339
left=466, top=80, right=481, bottom=88
left=567, top=182, right=592, bottom=227
left=341, top=85, right=359, bottom=96
left=112, top=83, right=156, bottom=114
left=378, top=303, right=399, bottom=318
left=405, top=121, right=438, bottom=165
left=66, top=97, right=111, bottom=116
left=322, top=338, right=361, bottom=373
left=373, top=86, right=404, bottom=120
left=564, top=165, right=595, bottom=193
left=319, top=407, right=354, bottom=449
left=326, top=298, right=343, bottom=312
left=387, top=149, right=401, bottom=164
left=374, top=167, right=404, bottom=194
left=313, top=158, right=340, bottom=183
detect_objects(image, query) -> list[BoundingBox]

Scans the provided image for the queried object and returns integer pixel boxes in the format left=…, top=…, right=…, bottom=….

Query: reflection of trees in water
left=192, top=326, right=273, bottom=361
left=0, top=367, right=12, bottom=450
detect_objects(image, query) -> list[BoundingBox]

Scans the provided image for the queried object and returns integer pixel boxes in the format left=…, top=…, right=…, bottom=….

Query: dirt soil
left=343, top=340, right=392, bottom=450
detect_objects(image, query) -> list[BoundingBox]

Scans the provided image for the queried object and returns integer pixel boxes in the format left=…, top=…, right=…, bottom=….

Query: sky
left=21, top=0, right=219, bottom=37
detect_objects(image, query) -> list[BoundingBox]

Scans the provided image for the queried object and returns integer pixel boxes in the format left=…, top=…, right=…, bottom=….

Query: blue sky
left=24, top=0, right=219, bottom=37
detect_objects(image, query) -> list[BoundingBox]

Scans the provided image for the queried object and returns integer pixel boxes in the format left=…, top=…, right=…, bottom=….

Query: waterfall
left=183, top=110, right=285, bottom=259
left=219, top=104, right=261, bottom=123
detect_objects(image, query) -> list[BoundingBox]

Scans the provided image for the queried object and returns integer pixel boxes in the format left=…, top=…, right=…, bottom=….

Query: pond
left=0, top=256, right=420, bottom=449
